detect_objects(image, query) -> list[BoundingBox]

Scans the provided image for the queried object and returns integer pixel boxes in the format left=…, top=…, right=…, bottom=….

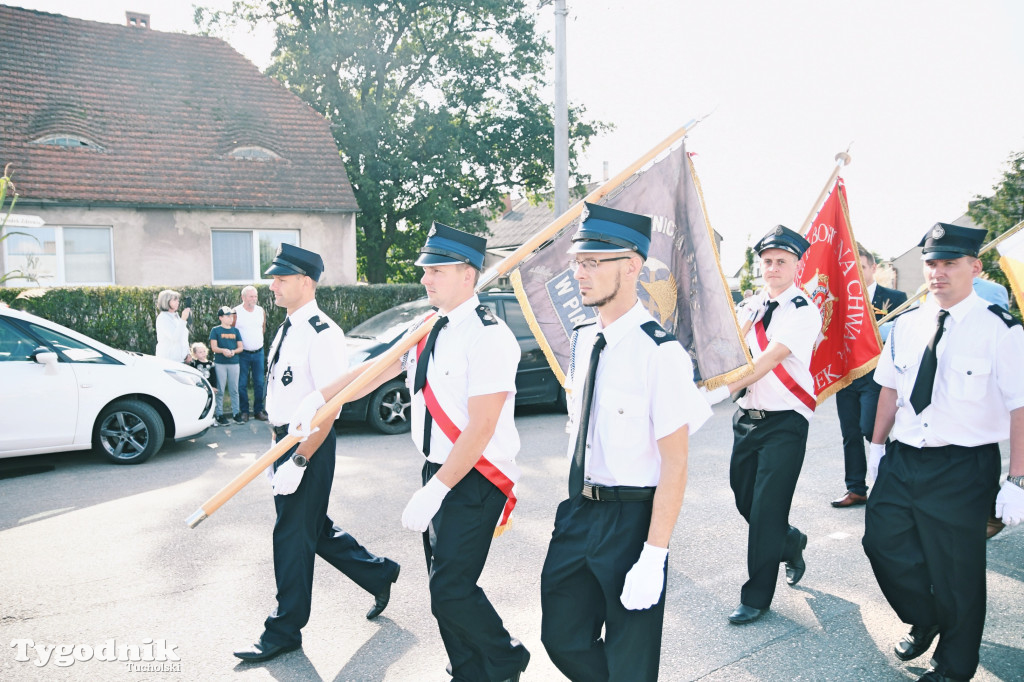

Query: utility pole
left=553, top=0, right=568, bottom=216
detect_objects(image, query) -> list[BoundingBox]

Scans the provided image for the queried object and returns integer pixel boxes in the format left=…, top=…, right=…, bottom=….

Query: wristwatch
left=291, top=454, right=308, bottom=468
left=1007, top=474, right=1024, bottom=489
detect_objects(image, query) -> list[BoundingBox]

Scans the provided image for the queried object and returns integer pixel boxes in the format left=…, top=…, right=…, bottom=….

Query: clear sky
left=8, top=1, right=1024, bottom=272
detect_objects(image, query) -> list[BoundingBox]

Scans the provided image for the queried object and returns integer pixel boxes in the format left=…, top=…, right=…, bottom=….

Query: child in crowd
left=186, top=342, right=217, bottom=391
left=210, top=306, right=244, bottom=426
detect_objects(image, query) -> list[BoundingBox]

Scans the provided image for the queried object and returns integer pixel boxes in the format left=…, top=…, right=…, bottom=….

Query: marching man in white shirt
left=702, top=225, right=822, bottom=626
left=540, top=203, right=711, bottom=681
left=289, top=224, right=531, bottom=682
left=862, top=223, right=1024, bottom=682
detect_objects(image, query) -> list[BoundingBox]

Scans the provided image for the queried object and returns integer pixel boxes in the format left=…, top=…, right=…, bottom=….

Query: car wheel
left=93, top=399, right=165, bottom=464
left=368, top=379, right=412, bottom=434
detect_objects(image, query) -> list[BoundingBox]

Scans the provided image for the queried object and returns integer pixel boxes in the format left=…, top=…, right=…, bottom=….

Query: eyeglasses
left=568, top=256, right=631, bottom=273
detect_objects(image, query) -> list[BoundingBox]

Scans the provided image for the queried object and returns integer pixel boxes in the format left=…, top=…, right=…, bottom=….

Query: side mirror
left=31, top=347, right=58, bottom=366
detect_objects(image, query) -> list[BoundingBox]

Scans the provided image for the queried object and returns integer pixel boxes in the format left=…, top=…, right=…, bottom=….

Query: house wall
left=4, top=206, right=357, bottom=287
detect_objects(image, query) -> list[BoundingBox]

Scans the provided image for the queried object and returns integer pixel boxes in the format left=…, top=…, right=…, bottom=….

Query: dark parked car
left=339, top=290, right=566, bottom=434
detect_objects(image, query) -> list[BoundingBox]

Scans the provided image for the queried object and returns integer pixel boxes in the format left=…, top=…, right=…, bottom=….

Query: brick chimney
left=126, top=12, right=150, bottom=29
left=501, top=193, right=512, bottom=216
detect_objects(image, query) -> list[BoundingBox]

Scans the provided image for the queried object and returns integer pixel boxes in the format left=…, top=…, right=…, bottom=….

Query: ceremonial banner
left=997, top=225, right=1024, bottom=312
left=510, top=141, right=751, bottom=390
left=796, top=179, right=882, bottom=403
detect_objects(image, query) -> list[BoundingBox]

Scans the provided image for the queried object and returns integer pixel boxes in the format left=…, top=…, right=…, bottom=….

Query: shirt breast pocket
left=948, top=356, right=991, bottom=401
left=597, top=388, right=649, bottom=452
left=892, top=350, right=921, bottom=399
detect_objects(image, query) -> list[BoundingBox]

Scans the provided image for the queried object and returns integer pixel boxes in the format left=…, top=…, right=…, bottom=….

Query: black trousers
left=262, top=429, right=398, bottom=647
left=835, top=371, right=881, bottom=496
left=730, top=409, right=808, bottom=609
left=862, top=441, right=1000, bottom=679
left=540, top=494, right=662, bottom=682
left=421, top=461, right=528, bottom=682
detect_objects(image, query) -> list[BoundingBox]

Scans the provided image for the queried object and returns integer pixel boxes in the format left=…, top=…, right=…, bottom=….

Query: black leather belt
left=242, top=349, right=262, bottom=353
left=740, top=408, right=788, bottom=420
left=581, top=483, right=656, bottom=502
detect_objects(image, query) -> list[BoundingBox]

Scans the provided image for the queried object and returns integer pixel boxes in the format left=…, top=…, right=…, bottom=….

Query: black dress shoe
left=894, top=624, right=940, bottom=661
left=727, top=603, right=766, bottom=624
left=233, top=640, right=300, bottom=662
left=367, top=563, right=401, bottom=620
left=497, top=648, right=530, bottom=682
left=786, top=531, right=808, bottom=586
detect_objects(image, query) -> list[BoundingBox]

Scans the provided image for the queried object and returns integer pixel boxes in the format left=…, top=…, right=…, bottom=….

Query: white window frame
left=2, top=225, right=115, bottom=287
left=210, top=229, right=300, bottom=285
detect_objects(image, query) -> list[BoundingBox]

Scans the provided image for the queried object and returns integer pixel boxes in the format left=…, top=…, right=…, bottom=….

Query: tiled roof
left=485, top=185, right=599, bottom=249
left=0, top=5, right=357, bottom=212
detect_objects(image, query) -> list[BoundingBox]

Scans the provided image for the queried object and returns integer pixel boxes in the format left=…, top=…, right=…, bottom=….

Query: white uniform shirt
left=875, top=291, right=1024, bottom=448
left=266, top=299, right=347, bottom=427
left=565, top=301, right=711, bottom=487
left=737, top=284, right=821, bottom=420
left=403, top=295, right=521, bottom=476
left=233, top=303, right=266, bottom=351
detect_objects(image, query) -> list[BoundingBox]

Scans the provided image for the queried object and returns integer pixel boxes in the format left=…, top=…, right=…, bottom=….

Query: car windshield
left=348, top=299, right=432, bottom=343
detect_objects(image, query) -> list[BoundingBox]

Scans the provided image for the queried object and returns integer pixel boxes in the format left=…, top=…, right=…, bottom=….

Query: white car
left=0, top=305, right=215, bottom=464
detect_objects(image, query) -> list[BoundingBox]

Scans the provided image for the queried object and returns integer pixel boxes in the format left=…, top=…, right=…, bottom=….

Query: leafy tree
left=199, top=1, right=606, bottom=282
left=739, top=242, right=755, bottom=294
left=967, top=150, right=1024, bottom=296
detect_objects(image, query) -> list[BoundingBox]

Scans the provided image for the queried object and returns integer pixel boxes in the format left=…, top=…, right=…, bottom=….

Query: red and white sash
left=417, top=315, right=517, bottom=536
left=754, top=319, right=816, bottom=412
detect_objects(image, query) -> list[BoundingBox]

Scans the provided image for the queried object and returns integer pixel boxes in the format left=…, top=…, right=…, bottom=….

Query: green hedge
left=0, top=284, right=424, bottom=354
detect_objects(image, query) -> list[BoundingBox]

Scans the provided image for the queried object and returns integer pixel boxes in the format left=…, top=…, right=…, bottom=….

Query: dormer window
left=230, top=146, right=280, bottom=161
left=32, top=134, right=105, bottom=151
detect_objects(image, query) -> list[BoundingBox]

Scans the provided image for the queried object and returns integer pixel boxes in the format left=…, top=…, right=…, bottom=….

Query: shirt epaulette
left=792, top=295, right=809, bottom=308
left=988, top=304, right=1022, bottom=328
left=573, top=319, right=597, bottom=331
left=640, top=320, right=676, bottom=345
left=475, top=305, right=498, bottom=326
left=308, top=315, right=330, bottom=333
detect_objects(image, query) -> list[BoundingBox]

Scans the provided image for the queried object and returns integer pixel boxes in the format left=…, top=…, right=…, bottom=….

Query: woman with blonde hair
left=155, top=289, right=191, bottom=362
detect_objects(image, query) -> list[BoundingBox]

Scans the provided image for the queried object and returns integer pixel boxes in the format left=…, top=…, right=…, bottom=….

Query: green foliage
left=967, top=150, right=1024, bottom=299
left=0, top=284, right=424, bottom=353
left=739, top=243, right=755, bottom=294
left=199, top=0, right=608, bottom=283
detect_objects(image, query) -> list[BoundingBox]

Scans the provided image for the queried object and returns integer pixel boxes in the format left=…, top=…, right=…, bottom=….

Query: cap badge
left=428, top=225, right=437, bottom=237
left=774, top=226, right=784, bottom=236
left=931, top=225, right=945, bottom=240
left=581, top=205, right=590, bottom=223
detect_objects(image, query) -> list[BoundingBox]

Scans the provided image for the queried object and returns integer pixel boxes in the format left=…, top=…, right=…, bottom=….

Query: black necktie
left=761, top=300, right=779, bottom=330
left=266, top=317, right=291, bottom=381
left=569, top=332, right=607, bottom=497
left=415, top=315, right=448, bottom=456
left=909, top=310, right=949, bottom=414
left=414, top=315, right=448, bottom=394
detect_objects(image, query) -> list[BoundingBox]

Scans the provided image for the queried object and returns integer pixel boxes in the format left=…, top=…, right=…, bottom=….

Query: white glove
left=699, top=385, right=730, bottom=406
left=401, top=476, right=451, bottom=532
left=867, top=442, right=886, bottom=483
left=620, top=543, right=669, bottom=610
left=289, top=391, right=325, bottom=440
left=995, top=480, right=1024, bottom=526
left=272, top=458, right=307, bottom=495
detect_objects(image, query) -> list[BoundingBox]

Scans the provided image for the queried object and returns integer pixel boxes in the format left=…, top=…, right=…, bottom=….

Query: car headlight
left=165, top=368, right=205, bottom=388
left=348, top=350, right=371, bottom=367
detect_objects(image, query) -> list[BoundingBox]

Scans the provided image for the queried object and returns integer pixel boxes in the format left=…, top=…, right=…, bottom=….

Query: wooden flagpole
left=187, top=116, right=710, bottom=528
left=875, top=218, right=1024, bottom=326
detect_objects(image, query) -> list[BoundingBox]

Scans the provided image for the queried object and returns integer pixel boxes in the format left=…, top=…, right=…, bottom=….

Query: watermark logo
left=10, top=638, right=180, bottom=669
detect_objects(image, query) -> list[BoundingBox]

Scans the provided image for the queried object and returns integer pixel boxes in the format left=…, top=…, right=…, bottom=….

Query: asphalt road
left=1, top=402, right=1022, bottom=681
